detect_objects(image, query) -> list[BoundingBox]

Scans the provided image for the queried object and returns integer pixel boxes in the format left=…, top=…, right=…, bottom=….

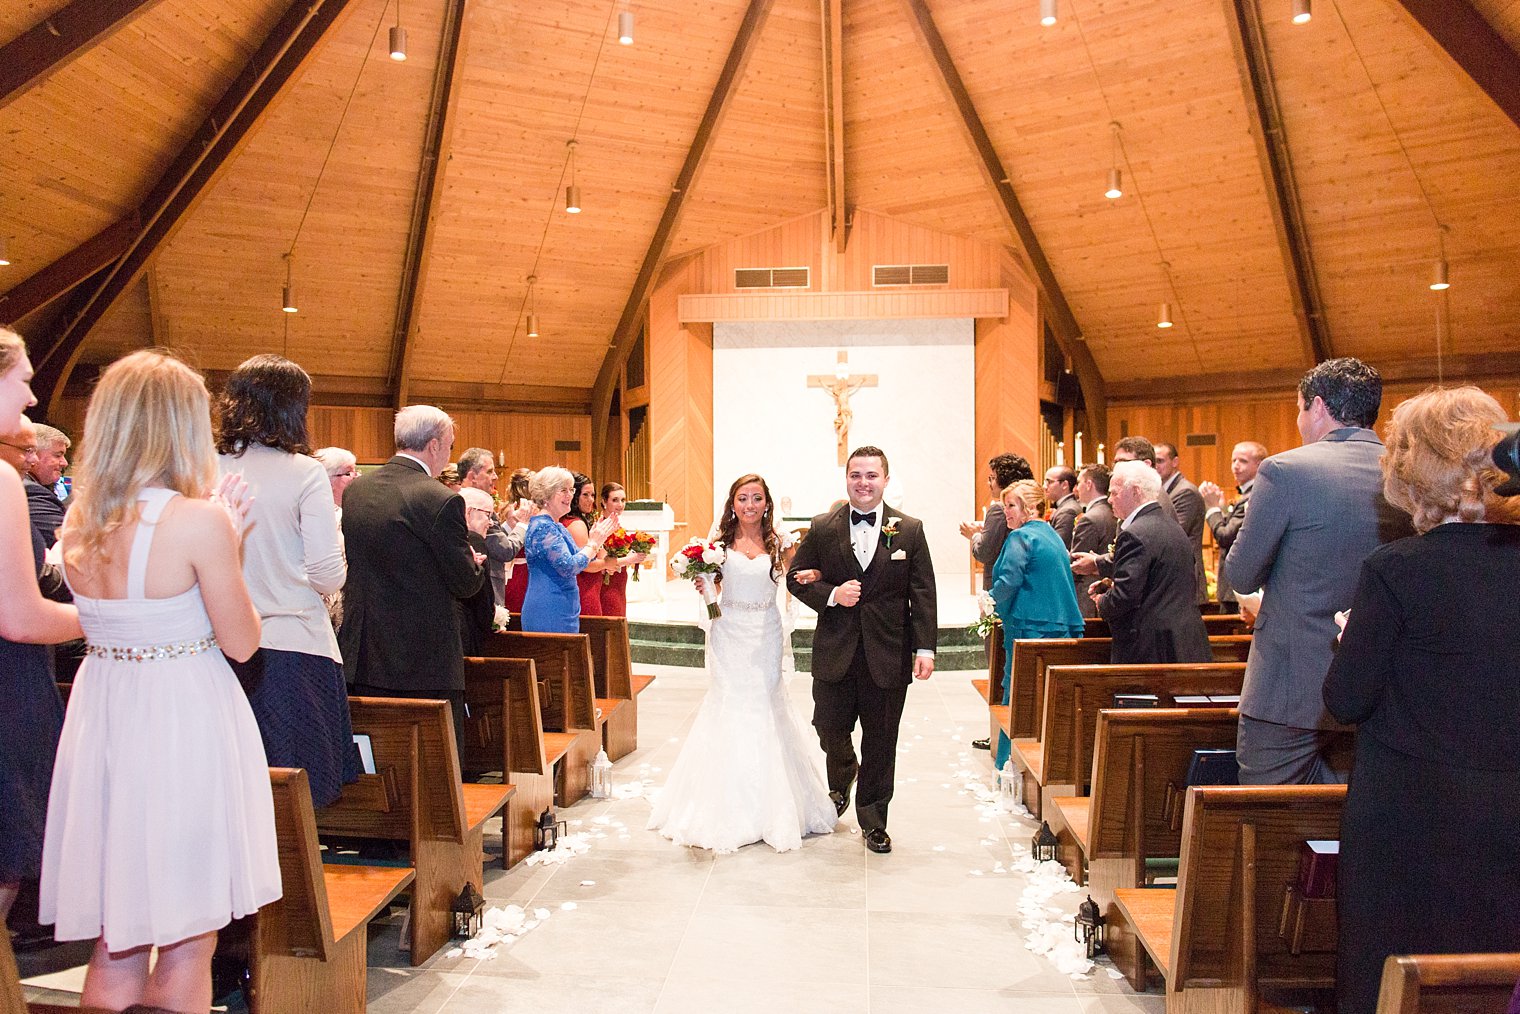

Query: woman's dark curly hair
left=565, top=472, right=595, bottom=526
left=216, top=353, right=312, bottom=456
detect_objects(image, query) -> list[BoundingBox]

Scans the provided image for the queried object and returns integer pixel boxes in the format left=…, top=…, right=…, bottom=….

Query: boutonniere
left=882, top=518, right=901, bottom=548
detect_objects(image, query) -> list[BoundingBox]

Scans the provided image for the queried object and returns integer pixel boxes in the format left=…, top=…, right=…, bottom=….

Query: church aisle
left=365, top=665, right=1164, bottom=1014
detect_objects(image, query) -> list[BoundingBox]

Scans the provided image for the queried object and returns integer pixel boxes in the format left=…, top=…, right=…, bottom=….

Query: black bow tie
left=851, top=510, right=876, bottom=526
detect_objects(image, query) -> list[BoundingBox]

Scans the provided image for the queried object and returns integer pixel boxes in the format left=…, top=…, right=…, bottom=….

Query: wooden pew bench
left=1113, top=784, right=1345, bottom=1010
left=480, top=629, right=602, bottom=804
left=1017, top=661, right=1247, bottom=816
left=1377, top=952, right=1520, bottom=1014
left=318, top=698, right=513, bottom=966
left=579, top=615, right=657, bottom=760
left=1084, top=614, right=1250, bottom=638
left=462, top=656, right=572, bottom=866
left=1044, top=707, right=1240, bottom=985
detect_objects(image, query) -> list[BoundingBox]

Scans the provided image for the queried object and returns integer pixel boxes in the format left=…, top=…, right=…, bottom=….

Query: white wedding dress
left=648, top=550, right=837, bottom=852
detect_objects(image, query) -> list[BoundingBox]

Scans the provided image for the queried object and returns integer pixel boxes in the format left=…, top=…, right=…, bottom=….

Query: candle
left=1074, top=431, right=1084, bottom=467
left=1056, top=442, right=1065, bottom=467
left=1097, top=442, right=1106, bottom=465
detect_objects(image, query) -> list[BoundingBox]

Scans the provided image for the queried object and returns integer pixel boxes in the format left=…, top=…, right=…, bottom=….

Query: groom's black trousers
left=812, top=642, right=908, bottom=833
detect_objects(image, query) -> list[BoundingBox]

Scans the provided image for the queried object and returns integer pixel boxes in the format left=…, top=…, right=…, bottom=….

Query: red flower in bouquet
left=601, top=529, right=636, bottom=584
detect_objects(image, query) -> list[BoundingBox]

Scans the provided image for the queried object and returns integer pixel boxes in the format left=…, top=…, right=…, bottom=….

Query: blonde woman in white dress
left=649, top=473, right=837, bottom=852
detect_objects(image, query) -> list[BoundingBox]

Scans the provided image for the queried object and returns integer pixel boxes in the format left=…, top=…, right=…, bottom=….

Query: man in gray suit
left=458, top=447, right=526, bottom=607
left=960, top=452, right=1033, bottom=591
left=1199, top=440, right=1266, bottom=611
left=1043, top=465, right=1080, bottom=547
left=1226, top=358, right=1413, bottom=784
left=1070, top=464, right=1116, bottom=618
left=1155, top=442, right=1208, bottom=605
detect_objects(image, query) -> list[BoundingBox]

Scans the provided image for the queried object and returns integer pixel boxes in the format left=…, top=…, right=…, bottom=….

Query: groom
left=787, top=446, right=937, bottom=853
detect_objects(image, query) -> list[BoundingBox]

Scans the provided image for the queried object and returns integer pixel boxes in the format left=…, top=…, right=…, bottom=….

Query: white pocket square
left=890, top=549, right=907, bottom=561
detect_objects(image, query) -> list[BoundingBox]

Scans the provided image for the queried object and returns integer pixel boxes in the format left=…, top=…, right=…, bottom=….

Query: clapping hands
left=210, top=473, right=253, bottom=534
left=1199, top=480, right=1226, bottom=509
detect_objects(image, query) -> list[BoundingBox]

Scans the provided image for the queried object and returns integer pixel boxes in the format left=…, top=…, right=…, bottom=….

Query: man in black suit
left=960, top=452, right=1033, bottom=590
left=457, top=446, right=525, bottom=607
left=1070, top=463, right=1117, bottom=618
left=1199, top=440, right=1266, bottom=611
left=1043, top=465, right=1080, bottom=548
left=25, top=422, right=70, bottom=548
left=788, top=446, right=937, bottom=854
left=1155, top=441, right=1208, bottom=605
left=1091, top=460, right=1211, bottom=664
left=340, top=406, right=484, bottom=744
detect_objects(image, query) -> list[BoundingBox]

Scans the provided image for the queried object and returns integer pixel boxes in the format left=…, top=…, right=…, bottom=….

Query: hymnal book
left=1297, top=840, right=1340, bottom=898
left=1184, top=748, right=1239, bottom=786
left=353, top=734, right=377, bottom=775
left=1173, top=695, right=1212, bottom=706
left=1112, top=692, right=1160, bottom=708
left=1209, top=694, right=1241, bottom=705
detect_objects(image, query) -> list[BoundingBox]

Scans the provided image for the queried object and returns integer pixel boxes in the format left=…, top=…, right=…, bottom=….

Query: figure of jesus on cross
left=808, top=351, right=878, bottom=466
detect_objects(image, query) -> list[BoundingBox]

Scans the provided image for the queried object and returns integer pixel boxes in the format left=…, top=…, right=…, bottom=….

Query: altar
left=618, top=499, right=677, bottom=602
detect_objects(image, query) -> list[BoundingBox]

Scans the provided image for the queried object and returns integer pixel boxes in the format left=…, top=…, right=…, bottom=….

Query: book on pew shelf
left=1184, top=748, right=1239, bottom=787
left=1173, top=695, right=1213, bottom=706
left=1112, top=692, right=1161, bottom=708
left=1297, top=840, right=1339, bottom=899
left=354, top=734, right=377, bottom=775
left=1208, top=694, right=1241, bottom=705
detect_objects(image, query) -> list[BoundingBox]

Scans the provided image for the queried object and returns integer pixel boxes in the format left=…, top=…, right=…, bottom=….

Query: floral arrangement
left=601, top=528, right=656, bottom=583
left=670, top=538, right=726, bottom=618
left=968, top=590, right=1001, bottom=638
left=628, top=530, right=655, bottom=579
left=881, top=517, right=901, bottom=548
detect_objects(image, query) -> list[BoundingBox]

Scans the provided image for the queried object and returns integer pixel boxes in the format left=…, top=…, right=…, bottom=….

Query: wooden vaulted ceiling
left=2, top=0, right=1518, bottom=418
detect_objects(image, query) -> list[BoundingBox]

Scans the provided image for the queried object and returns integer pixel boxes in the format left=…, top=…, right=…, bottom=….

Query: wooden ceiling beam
left=900, top=0, right=1105, bottom=437
left=0, top=215, right=139, bottom=324
left=389, top=0, right=471, bottom=408
left=589, top=0, right=776, bottom=473
left=1223, top=0, right=1331, bottom=366
left=822, top=0, right=848, bottom=253
left=0, top=0, right=169, bottom=112
left=28, top=0, right=360, bottom=421
left=1396, top=0, right=1520, bottom=131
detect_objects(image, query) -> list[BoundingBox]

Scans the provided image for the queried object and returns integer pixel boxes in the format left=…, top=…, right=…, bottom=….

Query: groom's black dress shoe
left=830, top=788, right=850, bottom=817
left=864, top=828, right=892, bottom=854
left=972, top=737, right=991, bottom=750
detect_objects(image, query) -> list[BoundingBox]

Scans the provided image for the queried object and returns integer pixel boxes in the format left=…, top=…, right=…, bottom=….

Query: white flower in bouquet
left=701, top=545, right=725, bottom=566
left=670, top=554, right=689, bottom=576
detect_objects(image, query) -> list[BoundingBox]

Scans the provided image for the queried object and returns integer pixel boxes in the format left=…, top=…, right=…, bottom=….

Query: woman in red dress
left=563, top=473, right=605, bottom=617
left=502, top=468, right=533, bottom=613
left=597, top=482, right=648, bottom=617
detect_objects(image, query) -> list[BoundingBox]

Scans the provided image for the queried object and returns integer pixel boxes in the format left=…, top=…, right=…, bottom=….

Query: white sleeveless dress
left=648, top=550, right=837, bottom=852
left=40, top=488, right=281, bottom=950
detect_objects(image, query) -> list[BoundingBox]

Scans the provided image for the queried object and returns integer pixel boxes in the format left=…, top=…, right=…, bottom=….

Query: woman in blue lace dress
left=520, top=466, right=615, bottom=633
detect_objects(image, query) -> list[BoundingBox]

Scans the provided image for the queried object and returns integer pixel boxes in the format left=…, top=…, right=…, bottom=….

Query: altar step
left=628, top=621, right=988, bottom=672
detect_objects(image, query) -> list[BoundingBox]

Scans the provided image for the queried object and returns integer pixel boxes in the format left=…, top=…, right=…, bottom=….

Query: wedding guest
left=0, top=329, right=81, bottom=925
left=987, top=480, right=1084, bottom=770
left=961, top=452, right=1034, bottom=590
left=503, top=467, right=534, bottom=613
left=457, top=486, right=500, bottom=656
left=597, top=481, right=648, bottom=618
left=43, top=349, right=278, bottom=1013
left=439, top=465, right=462, bottom=490
left=25, top=422, right=69, bottom=547
left=520, top=466, right=614, bottom=633
left=564, top=471, right=607, bottom=617
left=217, top=354, right=358, bottom=807
left=1324, top=387, right=1520, bottom=1014
left=459, top=446, right=524, bottom=607
left=315, top=446, right=359, bottom=509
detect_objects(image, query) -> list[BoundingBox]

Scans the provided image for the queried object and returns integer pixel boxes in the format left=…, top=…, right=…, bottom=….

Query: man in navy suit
left=788, top=446, right=937, bottom=854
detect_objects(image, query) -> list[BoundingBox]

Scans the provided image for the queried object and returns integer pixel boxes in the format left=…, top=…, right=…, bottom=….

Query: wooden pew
left=1084, top=614, right=1250, bottom=638
left=1044, top=707, right=1240, bottom=988
left=317, top=698, right=513, bottom=966
left=3, top=917, right=23, bottom=1014
left=480, top=630, right=602, bottom=804
left=1017, top=661, right=1247, bottom=816
left=578, top=615, right=657, bottom=761
left=211, top=768, right=416, bottom=1014
left=975, top=630, right=1007, bottom=750
left=461, top=656, right=568, bottom=867
left=1113, top=784, right=1346, bottom=1009
left=1377, top=953, right=1520, bottom=1014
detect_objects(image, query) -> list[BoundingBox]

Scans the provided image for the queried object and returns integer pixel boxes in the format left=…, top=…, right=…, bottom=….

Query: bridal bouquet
left=627, top=531, right=655, bottom=580
left=602, top=529, right=633, bottom=585
left=670, top=538, right=726, bottom=618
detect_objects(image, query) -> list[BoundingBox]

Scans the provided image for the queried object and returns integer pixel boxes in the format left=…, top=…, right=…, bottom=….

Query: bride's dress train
left=648, top=551, right=837, bottom=853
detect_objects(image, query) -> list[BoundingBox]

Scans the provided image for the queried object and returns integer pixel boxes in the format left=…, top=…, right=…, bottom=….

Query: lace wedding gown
left=648, top=550, right=837, bottom=852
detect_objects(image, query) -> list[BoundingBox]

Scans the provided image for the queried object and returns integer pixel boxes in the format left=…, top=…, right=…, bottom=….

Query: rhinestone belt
left=85, top=636, right=219, bottom=663
left=721, top=599, right=775, bottom=614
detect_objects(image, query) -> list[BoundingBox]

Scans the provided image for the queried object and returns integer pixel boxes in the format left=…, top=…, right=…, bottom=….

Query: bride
left=648, top=473, right=837, bottom=852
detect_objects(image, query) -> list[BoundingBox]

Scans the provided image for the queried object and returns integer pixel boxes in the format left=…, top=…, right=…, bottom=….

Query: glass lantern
left=535, top=806, right=567, bottom=852
left=1032, top=821, right=1060, bottom=864
left=1075, top=894, right=1106, bottom=957
left=451, top=882, right=484, bottom=939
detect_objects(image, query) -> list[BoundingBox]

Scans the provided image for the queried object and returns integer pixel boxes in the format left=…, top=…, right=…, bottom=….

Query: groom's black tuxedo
left=788, top=501, right=937, bottom=834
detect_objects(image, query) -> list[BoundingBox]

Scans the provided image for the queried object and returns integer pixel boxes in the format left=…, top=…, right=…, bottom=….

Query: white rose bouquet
left=670, top=537, right=727, bottom=618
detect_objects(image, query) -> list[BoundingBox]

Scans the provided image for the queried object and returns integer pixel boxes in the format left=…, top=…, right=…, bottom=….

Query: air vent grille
left=734, top=266, right=810, bottom=289
left=873, top=263, right=950, bottom=286
left=1184, top=433, right=1217, bottom=448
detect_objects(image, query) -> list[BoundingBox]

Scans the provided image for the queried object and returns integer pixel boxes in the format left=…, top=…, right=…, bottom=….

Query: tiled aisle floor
left=361, top=664, right=1166, bottom=1014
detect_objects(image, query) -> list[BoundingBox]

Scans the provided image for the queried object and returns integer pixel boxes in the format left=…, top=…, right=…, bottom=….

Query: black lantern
left=1032, top=821, right=1060, bottom=864
left=1075, top=894, right=1106, bottom=957
left=535, top=806, right=567, bottom=852
left=451, top=882, right=485, bottom=939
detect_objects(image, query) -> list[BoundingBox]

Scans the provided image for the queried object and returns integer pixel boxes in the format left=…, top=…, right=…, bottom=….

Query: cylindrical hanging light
left=1157, top=302, right=1173, bottom=329
left=1105, top=122, right=1123, bottom=199
left=389, top=1, right=407, bottom=60
left=1040, top=0, right=1058, bottom=26
left=0, top=236, right=10, bottom=267
left=526, top=275, right=540, bottom=337
left=1430, top=259, right=1449, bottom=290
left=565, top=140, right=582, bottom=214
left=618, top=9, right=634, bottom=45
left=281, top=253, right=298, bottom=313
left=1291, top=0, right=1311, bottom=23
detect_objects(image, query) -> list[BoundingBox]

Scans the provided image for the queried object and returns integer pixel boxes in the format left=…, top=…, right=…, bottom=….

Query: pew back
left=481, top=630, right=598, bottom=732
left=1377, top=953, right=1520, bottom=1014
left=321, top=698, right=464, bottom=845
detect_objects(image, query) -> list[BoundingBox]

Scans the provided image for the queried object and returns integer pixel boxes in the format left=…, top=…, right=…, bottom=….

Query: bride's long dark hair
left=717, top=473, right=783, bottom=581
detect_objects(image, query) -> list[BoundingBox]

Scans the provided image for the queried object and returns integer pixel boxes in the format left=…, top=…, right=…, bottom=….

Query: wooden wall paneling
left=648, top=257, right=714, bottom=549
left=974, top=250, right=1042, bottom=507
left=306, top=405, right=591, bottom=473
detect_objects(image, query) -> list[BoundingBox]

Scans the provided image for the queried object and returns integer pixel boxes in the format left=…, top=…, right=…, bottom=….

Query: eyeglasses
left=467, top=506, right=494, bottom=517
left=0, top=440, right=37, bottom=454
left=334, top=469, right=358, bottom=478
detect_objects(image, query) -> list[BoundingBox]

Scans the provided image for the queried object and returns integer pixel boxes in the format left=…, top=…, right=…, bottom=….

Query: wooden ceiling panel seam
left=0, top=0, right=171, bottom=112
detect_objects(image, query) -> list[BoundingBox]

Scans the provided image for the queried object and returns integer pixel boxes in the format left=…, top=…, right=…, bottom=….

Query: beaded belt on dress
left=85, top=636, right=219, bottom=662
left=721, top=599, right=774, bottom=613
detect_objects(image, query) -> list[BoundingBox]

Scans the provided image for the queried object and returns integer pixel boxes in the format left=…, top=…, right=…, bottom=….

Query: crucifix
left=807, top=350, right=878, bottom=466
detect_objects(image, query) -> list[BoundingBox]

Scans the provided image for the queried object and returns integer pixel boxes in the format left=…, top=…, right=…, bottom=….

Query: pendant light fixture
left=618, top=8, right=634, bottom=45
left=389, top=0, right=407, bottom=60
left=1291, top=0, right=1311, bottom=23
left=0, top=236, right=10, bottom=267
left=1157, top=302, right=1173, bottom=329
left=1430, top=230, right=1450, bottom=290
left=1104, top=122, right=1123, bottom=199
left=564, top=140, right=582, bottom=214
left=281, top=253, right=298, bottom=314
left=1040, top=0, right=1058, bottom=26
left=526, top=275, right=540, bottom=338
